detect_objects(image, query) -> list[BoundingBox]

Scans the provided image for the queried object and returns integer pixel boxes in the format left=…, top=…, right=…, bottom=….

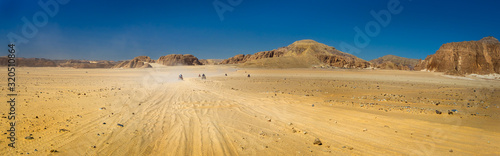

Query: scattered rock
left=259, top=131, right=267, bottom=136
left=50, top=150, right=58, bottom=153
left=449, top=149, right=453, bottom=152
left=435, top=110, right=442, bottom=114
left=59, top=129, right=70, bottom=132
left=117, top=124, right=124, bottom=127
left=25, top=134, right=34, bottom=140
left=313, top=138, right=322, bottom=145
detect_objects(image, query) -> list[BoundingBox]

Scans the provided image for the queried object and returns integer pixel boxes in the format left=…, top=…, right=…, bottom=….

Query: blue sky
left=1, top=0, right=499, bottom=61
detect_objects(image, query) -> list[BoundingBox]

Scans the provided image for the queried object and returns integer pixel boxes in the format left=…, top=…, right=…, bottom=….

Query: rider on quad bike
left=179, top=74, right=183, bottom=80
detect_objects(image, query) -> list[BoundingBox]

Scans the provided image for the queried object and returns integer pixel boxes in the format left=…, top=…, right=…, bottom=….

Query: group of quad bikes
left=178, top=74, right=206, bottom=80
left=178, top=73, right=250, bottom=81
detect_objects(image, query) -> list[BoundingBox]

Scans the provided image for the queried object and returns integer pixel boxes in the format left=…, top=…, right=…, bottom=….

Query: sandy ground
left=0, top=65, right=499, bottom=155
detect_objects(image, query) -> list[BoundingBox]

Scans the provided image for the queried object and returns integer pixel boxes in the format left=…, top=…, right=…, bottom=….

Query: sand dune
left=1, top=66, right=499, bottom=155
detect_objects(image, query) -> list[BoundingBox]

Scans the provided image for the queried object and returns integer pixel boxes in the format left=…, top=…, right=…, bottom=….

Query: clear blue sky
left=1, top=0, right=499, bottom=61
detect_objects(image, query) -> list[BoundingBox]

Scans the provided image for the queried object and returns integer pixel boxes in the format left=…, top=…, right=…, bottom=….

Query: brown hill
left=157, top=54, right=203, bottom=66
left=220, top=39, right=369, bottom=68
left=415, top=36, right=500, bottom=75
left=113, top=56, right=154, bottom=68
left=369, top=55, right=420, bottom=70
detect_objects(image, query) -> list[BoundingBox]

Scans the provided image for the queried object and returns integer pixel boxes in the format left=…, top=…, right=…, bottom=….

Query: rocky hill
left=220, top=40, right=369, bottom=68
left=415, top=36, right=500, bottom=75
left=113, top=56, right=154, bottom=68
left=157, top=54, right=203, bottom=66
left=369, top=55, right=420, bottom=70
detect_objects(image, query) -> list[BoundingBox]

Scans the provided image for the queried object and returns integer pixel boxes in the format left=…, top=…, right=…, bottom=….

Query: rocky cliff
left=415, top=36, right=500, bottom=75
left=113, top=56, right=154, bottom=68
left=157, top=54, right=203, bottom=66
left=369, top=55, right=420, bottom=70
left=220, top=40, right=369, bottom=68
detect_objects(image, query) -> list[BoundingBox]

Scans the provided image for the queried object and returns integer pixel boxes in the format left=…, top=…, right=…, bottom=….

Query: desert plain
left=0, top=65, right=499, bottom=155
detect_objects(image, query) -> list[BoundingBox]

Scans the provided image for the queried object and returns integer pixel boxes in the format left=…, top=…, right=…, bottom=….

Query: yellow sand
left=1, top=65, right=499, bottom=155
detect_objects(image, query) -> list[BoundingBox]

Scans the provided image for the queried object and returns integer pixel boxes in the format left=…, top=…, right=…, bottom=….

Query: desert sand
left=1, top=65, right=499, bottom=155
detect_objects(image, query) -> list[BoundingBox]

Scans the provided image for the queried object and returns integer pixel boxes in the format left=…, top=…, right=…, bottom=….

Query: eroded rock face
left=157, top=54, right=202, bottom=66
left=416, top=37, right=500, bottom=75
left=220, top=39, right=369, bottom=68
left=220, top=50, right=285, bottom=64
left=369, top=55, right=420, bottom=70
left=317, top=54, right=370, bottom=68
left=113, top=56, right=154, bottom=68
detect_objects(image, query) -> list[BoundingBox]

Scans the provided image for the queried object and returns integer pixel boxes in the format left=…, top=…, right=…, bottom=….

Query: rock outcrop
left=113, top=56, right=154, bottom=68
left=369, top=55, right=420, bottom=70
left=220, top=39, right=369, bottom=68
left=157, top=54, right=202, bottom=66
left=415, top=36, right=500, bottom=75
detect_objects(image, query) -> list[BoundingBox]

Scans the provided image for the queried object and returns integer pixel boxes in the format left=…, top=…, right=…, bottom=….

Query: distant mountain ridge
left=0, top=57, right=117, bottom=68
left=4, top=37, right=499, bottom=75
left=369, top=55, right=419, bottom=70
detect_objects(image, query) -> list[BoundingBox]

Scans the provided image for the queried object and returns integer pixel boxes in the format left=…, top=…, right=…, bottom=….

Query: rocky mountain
left=220, top=40, right=369, bottom=68
left=369, top=55, right=420, bottom=70
left=113, top=56, right=154, bottom=68
left=157, top=54, right=203, bottom=66
left=415, top=36, right=500, bottom=75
